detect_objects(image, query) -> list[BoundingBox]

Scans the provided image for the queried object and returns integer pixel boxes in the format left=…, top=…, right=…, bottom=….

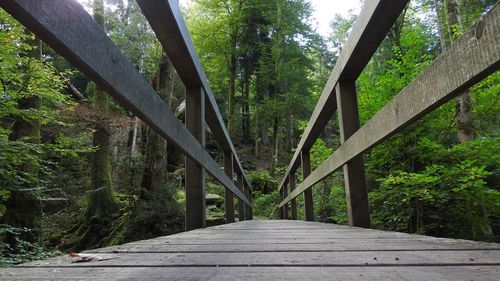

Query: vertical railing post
left=237, top=173, right=245, bottom=221
left=301, top=150, right=314, bottom=221
left=279, top=189, right=284, bottom=219
left=248, top=188, right=253, bottom=220
left=185, top=86, right=206, bottom=231
left=283, top=183, right=289, bottom=219
left=289, top=173, right=297, bottom=220
left=223, top=151, right=235, bottom=223
left=336, top=81, right=371, bottom=228
left=244, top=183, right=252, bottom=220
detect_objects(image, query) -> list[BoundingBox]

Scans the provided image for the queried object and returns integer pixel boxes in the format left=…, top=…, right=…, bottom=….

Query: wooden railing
left=0, top=0, right=253, bottom=231
left=277, top=0, right=500, bottom=227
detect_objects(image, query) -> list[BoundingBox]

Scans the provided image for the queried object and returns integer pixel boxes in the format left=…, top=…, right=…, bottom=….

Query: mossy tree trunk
left=1, top=33, right=43, bottom=248
left=64, top=0, right=117, bottom=251
left=108, top=53, right=182, bottom=244
left=85, top=0, right=116, bottom=223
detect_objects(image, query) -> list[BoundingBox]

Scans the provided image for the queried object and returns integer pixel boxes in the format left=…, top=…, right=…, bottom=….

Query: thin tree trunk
left=228, top=39, right=237, bottom=133
left=242, top=71, right=251, bottom=139
left=445, top=0, right=474, bottom=143
left=127, top=116, right=139, bottom=157
left=433, top=0, right=447, bottom=51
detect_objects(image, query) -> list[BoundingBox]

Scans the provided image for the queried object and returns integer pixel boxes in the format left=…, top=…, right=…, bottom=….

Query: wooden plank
left=185, top=87, right=206, bottom=230
left=90, top=241, right=500, bottom=253
left=135, top=0, right=252, bottom=191
left=336, top=81, right=370, bottom=228
left=3, top=266, right=500, bottom=281
left=289, top=173, right=298, bottom=220
left=277, top=0, right=410, bottom=192
left=17, top=250, right=500, bottom=267
left=301, top=150, right=314, bottom=221
left=0, top=0, right=252, bottom=206
left=280, top=3, right=500, bottom=207
left=3, top=221, right=500, bottom=280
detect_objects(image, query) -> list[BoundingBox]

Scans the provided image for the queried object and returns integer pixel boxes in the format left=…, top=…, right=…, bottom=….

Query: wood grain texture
left=3, top=221, right=499, bottom=280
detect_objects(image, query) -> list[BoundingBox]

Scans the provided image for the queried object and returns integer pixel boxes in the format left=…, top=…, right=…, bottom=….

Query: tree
left=64, top=0, right=118, bottom=251
left=445, top=0, right=473, bottom=143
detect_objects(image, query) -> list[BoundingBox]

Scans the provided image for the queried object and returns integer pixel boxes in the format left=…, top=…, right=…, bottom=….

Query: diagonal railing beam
left=0, top=0, right=251, bottom=206
left=279, top=4, right=500, bottom=207
left=136, top=0, right=252, bottom=192
left=278, top=0, right=410, bottom=192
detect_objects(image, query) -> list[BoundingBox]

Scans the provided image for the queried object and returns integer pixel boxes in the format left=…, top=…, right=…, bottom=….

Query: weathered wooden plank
left=89, top=243, right=500, bottom=253
left=277, top=0, right=410, bottom=192
left=185, top=87, right=206, bottom=230
left=336, top=80, right=370, bottom=227
left=2, top=221, right=500, bottom=280
left=280, top=3, right=500, bottom=207
left=0, top=0, right=251, bottom=206
left=3, top=266, right=500, bottom=281
left=135, top=0, right=252, bottom=191
left=18, top=250, right=500, bottom=267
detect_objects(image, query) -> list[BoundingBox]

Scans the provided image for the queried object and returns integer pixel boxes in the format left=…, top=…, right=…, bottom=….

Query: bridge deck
left=2, top=220, right=500, bottom=280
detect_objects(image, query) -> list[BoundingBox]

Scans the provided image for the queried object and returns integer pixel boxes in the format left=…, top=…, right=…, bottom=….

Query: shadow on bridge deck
left=1, top=220, right=499, bottom=280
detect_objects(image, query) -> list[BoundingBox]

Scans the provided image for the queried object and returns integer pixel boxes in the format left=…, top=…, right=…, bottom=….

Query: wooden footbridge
left=1, top=0, right=499, bottom=280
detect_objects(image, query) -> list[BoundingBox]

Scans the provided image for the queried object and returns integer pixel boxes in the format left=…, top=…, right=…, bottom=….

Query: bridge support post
left=336, top=81, right=371, bottom=228
left=249, top=188, right=253, bottom=220
left=237, top=173, right=245, bottom=221
left=301, top=150, right=314, bottom=221
left=223, top=151, right=235, bottom=223
left=283, top=183, right=289, bottom=219
left=279, top=189, right=284, bottom=219
left=289, top=173, right=297, bottom=220
left=185, top=86, right=206, bottom=231
left=244, top=183, right=252, bottom=220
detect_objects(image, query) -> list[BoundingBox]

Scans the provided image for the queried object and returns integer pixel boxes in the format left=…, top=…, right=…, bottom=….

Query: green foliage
left=0, top=225, right=60, bottom=267
left=370, top=138, right=499, bottom=241
left=253, top=190, right=279, bottom=219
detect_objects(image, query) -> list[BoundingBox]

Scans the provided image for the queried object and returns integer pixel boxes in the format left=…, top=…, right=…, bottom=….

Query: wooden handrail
left=278, top=1, right=500, bottom=225
left=136, top=0, right=252, bottom=192
left=277, top=0, right=410, bottom=193
left=0, top=0, right=252, bottom=223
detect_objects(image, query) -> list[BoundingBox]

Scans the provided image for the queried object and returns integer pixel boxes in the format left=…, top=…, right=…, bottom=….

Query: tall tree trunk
left=126, top=52, right=182, bottom=240
left=272, top=0, right=282, bottom=167
left=433, top=0, right=447, bottom=51
left=141, top=53, right=175, bottom=198
left=242, top=71, right=251, bottom=139
left=87, top=0, right=116, bottom=217
left=3, top=89, right=42, bottom=245
left=64, top=0, right=117, bottom=251
left=445, top=0, right=474, bottom=143
left=228, top=38, right=237, bottom=133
